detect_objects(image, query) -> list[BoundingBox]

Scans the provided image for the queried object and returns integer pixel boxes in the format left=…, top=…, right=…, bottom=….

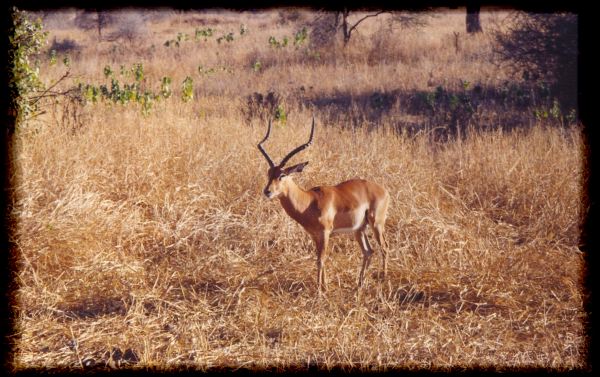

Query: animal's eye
left=279, top=173, right=287, bottom=178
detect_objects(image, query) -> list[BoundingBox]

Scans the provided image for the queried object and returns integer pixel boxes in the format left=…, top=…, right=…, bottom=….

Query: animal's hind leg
left=368, top=199, right=389, bottom=280
left=372, top=223, right=387, bottom=279
left=355, top=231, right=373, bottom=287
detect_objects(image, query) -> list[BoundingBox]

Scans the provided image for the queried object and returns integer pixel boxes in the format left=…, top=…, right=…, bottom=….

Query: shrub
left=74, top=10, right=114, bottom=38
left=243, top=91, right=281, bottom=124
left=49, top=37, right=80, bottom=54
left=494, top=12, right=577, bottom=113
left=109, top=11, right=150, bottom=43
left=308, top=12, right=341, bottom=51
left=277, top=9, right=302, bottom=25
left=8, top=7, right=48, bottom=128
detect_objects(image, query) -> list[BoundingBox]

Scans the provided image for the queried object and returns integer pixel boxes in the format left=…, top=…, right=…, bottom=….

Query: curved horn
left=257, top=119, right=275, bottom=168
left=279, top=117, right=315, bottom=167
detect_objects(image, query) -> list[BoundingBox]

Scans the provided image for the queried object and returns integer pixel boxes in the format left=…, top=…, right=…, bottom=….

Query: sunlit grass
left=11, top=8, right=586, bottom=370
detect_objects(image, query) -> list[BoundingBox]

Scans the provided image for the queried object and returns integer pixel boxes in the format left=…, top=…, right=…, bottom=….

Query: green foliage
left=164, top=32, right=188, bottom=47
left=195, top=27, right=214, bottom=41
left=182, top=76, right=194, bottom=102
left=160, top=76, right=172, bottom=99
left=216, top=32, right=234, bottom=44
left=73, top=60, right=204, bottom=115
left=139, top=91, right=155, bottom=116
left=294, top=27, right=307, bottom=47
left=534, top=99, right=564, bottom=122
left=83, top=84, right=99, bottom=103
left=252, top=60, right=262, bottom=72
left=8, top=7, right=49, bottom=125
left=198, top=65, right=215, bottom=76
left=268, top=36, right=288, bottom=49
left=243, top=91, right=281, bottom=124
left=103, top=65, right=113, bottom=78
left=166, top=28, right=216, bottom=46
left=305, top=49, right=321, bottom=61
left=267, top=28, right=308, bottom=52
left=133, top=63, right=144, bottom=82
left=411, top=77, right=572, bottom=134
left=198, top=65, right=232, bottom=77
left=49, top=49, right=57, bottom=65
left=414, top=83, right=477, bottom=135
left=178, top=32, right=189, bottom=42
left=274, top=105, right=287, bottom=125
left=549, top=98, right=561, bottom=119
left=165, top=27, right=240, bottom=47
left=566, top=109, right=577, bottom=124
left=75, top=63, right=197, bottom=115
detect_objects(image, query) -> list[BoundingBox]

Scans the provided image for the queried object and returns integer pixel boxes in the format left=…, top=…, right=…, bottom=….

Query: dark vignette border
left=1, top=0, right=593, bottom=375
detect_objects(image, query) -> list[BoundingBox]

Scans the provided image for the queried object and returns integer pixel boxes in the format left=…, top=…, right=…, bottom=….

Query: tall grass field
left=9, top=8, right=587, bottom=370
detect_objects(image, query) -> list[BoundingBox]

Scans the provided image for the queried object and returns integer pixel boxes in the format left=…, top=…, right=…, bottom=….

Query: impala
left=257, top=118, right=390, bottom=293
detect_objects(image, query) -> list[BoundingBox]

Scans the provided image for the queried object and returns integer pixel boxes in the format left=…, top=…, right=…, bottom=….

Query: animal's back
left=311, top=178, right=388, bottom=215
left=335, top=178, right=388, bottom=206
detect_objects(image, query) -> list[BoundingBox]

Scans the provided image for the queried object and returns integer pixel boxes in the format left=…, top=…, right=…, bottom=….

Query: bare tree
left=309, top=9, right=428, bottom=48
left=96, top=11, right=111, bottom=39
left=110, top=11, right=149, bottom=44
left=75, top=10, right=113, bottom=40
left=339, top=9, right=387, bottom=46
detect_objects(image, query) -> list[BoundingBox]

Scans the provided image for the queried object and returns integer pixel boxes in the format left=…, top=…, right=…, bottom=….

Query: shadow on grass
left=61, top=296, right=129, bottom=319
left=394, top=286, right=508, bottom=317
left=243, top=80, right=573, bottom=142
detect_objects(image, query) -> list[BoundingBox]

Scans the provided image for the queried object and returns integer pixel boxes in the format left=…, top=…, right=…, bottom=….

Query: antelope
left=257, top=118, right=390, bottom=294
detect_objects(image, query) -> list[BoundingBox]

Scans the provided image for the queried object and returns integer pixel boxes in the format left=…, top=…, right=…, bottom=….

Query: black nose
left=263, top=188, right=271, bottom=197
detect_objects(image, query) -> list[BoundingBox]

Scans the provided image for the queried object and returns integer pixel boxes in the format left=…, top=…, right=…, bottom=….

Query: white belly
left=331, top=204, right=368, bottom=234
left=332, top=225, right=360, bottom=234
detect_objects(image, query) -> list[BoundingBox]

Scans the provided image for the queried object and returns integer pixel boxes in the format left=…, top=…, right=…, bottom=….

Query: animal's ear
left=283, top=161, right=308, bottom=175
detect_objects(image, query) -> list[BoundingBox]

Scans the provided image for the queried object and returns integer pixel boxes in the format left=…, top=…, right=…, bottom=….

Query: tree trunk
left=96, top=11, right=103, bottom=40
left=466, top=5, right=482, bottom=33
left=341, top=9, right=351, bottom=46
left=96, top=11, right=111, bottom=41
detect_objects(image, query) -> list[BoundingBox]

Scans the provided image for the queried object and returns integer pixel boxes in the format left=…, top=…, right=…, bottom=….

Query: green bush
left=8, top=7, right=48, bottom=127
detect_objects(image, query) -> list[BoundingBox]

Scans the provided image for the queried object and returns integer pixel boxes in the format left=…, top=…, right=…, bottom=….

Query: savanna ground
left=9, top=8, right=587, bottom=371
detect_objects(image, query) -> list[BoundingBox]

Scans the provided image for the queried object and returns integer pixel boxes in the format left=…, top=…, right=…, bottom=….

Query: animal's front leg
left=313, top=231, right=330, bottom=295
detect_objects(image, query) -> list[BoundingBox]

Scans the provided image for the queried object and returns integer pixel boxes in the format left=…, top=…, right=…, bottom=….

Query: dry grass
left=10, top=8, right=586, bottom=371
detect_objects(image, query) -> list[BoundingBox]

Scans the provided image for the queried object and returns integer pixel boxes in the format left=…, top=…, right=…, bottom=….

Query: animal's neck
left=278, top=179, right=313, bottom=221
